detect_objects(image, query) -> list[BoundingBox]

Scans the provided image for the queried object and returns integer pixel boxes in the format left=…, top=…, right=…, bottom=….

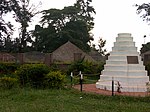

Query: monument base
left=96, top=81, right=149, bottom=92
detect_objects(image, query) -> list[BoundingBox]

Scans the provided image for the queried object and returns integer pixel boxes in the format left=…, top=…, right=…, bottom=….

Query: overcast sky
left=30, top=0, right=150, bottom=52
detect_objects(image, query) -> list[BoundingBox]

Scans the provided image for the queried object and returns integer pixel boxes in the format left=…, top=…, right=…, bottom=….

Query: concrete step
left=106, top=60, right=143, bottom=65
left=96, top=81, right=148, bottom=92
left=112, top=46, right=137, bottom=52
left=104, top=64, right=145, bottom=71
left=110, top=51, right=139, bottom=55
left=114, top=41, right=135, bottom=47
left=102, top=70, right=147, bottom=76
left=100, top=75, right=149, bottom=84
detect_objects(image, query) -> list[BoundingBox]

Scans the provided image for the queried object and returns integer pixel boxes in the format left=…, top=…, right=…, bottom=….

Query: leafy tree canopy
left=91, top=37, right=107, bottom=56
left=136, top=3, right=150, bottom=22
left=1, top=0, right=96, bottom=53
left=33, top=0, right=96, bottom=53
left=136, top=3, right=150, bottom=53
left=0, top=0, right=41, bottom=53
left=0, top=0, right=13, bottom=38
left=140, top=42, right=150, bottom=54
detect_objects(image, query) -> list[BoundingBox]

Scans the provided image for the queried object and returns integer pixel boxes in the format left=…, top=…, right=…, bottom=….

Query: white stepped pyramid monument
left=96, top=33, right=149, bottom=92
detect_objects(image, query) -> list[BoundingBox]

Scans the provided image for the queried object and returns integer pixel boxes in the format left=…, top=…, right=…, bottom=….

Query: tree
left=3, top=36, right=14, bottom=52
left=74, top=0, right=96, bottom=30
left=61, top=20, right=92, bottom=52
left=136, top=3, right=150, bottom=54
left=140, top=42, right=150, bottom=54
left=34, top=0, right=96, bottom=53
left=0, top=0, right=41, bottom=52
left=0, top=0, right=13, bottom=44
left=97, top=37, right=106, bottom=55
left=0, top=0, right=18, bottom=53
left=41, top=8, right=64, bottom=33
left=91, top=37, right=107, bottom=56
left=136, top=3, right=150, bottom=22
left=10, top=0, right=41, bottom=52
left=32, top=24, right=57, bottom=52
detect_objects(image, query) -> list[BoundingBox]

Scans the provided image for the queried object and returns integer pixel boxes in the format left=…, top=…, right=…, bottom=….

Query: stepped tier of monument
left=96, top=33, right=149, bottom=92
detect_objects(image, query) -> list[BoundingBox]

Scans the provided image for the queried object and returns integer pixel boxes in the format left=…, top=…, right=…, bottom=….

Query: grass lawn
left=0, top=88, right=150, bottom=112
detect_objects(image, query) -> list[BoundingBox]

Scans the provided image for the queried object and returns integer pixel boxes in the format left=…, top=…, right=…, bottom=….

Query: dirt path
left=73, top=84, right=150, bottom=97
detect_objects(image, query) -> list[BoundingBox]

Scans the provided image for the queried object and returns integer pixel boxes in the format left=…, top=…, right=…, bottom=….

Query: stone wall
left=0, top=52, right=52, bottom=66
left=0, top=51, right=85, bottom=66
left=0, top=53, right=16, bottom=62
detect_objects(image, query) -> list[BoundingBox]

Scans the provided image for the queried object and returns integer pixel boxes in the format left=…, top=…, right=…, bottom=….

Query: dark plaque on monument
left=127, top=56, right=139, bottom=64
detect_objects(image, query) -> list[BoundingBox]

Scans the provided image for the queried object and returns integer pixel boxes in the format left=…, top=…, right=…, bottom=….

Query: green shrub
left=49, top=63, right=59, bottom=71
left=96, top=61, right=105, bottom=73
left=44, top=71, right=66, bottom=89
left=0, top=63, right=19, bottom=77
left=146, top=82, right=150, bottom=92
left=0, top=76, right=18, bottom=89
left=145, top=62, right=150, bottom=77
left=15, top=64, right=50, bottom=88
left=67, top=58, right=84, bottom=74
left=82, top=61, right=97, bottom=74
left=68, top=60, right=105, bottom=75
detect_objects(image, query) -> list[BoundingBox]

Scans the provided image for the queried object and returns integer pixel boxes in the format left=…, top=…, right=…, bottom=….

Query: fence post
left=112, top=77, right=114, bottom=96
left=70, top=72, right=73, bottom=87
left=79, top=71, right=83, bottom=92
